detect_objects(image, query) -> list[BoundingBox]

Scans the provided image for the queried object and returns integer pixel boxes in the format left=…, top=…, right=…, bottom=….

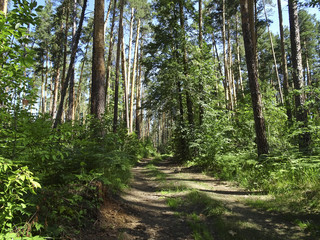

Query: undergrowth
left=0, top=114, right=156, bottom=238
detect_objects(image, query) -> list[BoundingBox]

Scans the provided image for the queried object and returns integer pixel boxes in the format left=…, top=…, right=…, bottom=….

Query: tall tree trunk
left=53, top=0, right=87, bottom=128
left=41, top=66, right=45, bottom=114
left=106, top=0, right=117, bottom=112
left=236, top=13, right=244, bottom=97
left=198, top=0, right=204, bottom=124
left=179, top=0, right=194, bottom=126
left=113, top=0, right=124, bottom=133
left=199, top=0, right=202, bottom=48
left=288, top=0, right=311, bottom=151
left=104, top=0, right=113, bottom=36
left=240, top=0, right=269, bottom=156
left=127, top=7, right=134, bottom=100
left=91, top=0, right=106, bottom=119
left=68, top=0, right=77, bottom=121
left=74, top=46, right=87, bottom=119
left=212, top=33, right=223, bottom=76
left=129, top=18, right=140, bottom=133
left=121, top=35, right=129, bottom=131
left=277, top=0, right=292, bottom=122
left=263, top=0, right=283, bottom=104
left=222, top=0, right=229, bottom=109
left=136, top=47, right=142, bottom=138
left=227, top=20, right=234, bottom=109
left=51, top=66, right=60, bottom=118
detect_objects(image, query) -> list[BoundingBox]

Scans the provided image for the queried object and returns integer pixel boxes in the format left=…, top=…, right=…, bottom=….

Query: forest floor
left=81, top=158, right=316, bottom=240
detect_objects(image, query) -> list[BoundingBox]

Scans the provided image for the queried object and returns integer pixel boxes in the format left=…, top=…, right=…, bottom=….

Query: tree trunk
left=288, top=0, right=311, bottom=151
left=113, top=0, right=124, bottom=133
left=199, top=0, right=202, bottom=48
left=277, top=0, right=292, bottom=122
left=121, top=34, right=129, bottom=131
left=222, top=0, right=229, bottom=109
left=67, top=0, right=77, bottom=121
left=227, top=20, right=234, bottom=109
left=129, top=18, right=140, bottom=133
left=179, top=0, right=194, bottom=126
left=263, top=0, right=283, bottom=104
left=53, top=0, right=87, bottom=128
left=51, top=66, right=60, bottom=118
left=91, top=0, right=106, bottom=119
left=104, top=0, right=113, bottom=36
left=240, top=0, right=269, bottom=156
left=236, top=13, right=244, bottom=97
left=127, top=7, right=134, bottom=102
left=106, top=0, right=117, bottom=112
left=136, top=48, right=142, bottom=138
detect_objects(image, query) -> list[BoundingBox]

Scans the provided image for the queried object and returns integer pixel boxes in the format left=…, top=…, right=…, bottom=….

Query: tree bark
left=129, top=18, right=140, bottom=133
left=240, top=0, right=269, bottom=156
left=104, top=0, right=113, bottom=36
left=222, top=0, right=229, bottom=109
left=227, top=20, right=234, bottom=109
left=288, top=0, right=311, bottom=151
left=67, top=0, right=77, bottom=121
left=121, top=34, right=129, bottom=131
left=179, top=0, right=194, bottom=126
left=113, top=0, right=124, bottom=133
left=199, top=0, right=202, bottom=48
left=236, top=13, right=244, bottom=97
left=91, top=0, right=106, bottom=119
left=53, top=0, right=87, bottom=128
left=106, top=0, right=117, bottom=112
left=277, top=0, right=292, bottom=123
left=263, top=0, right=283, bottom=105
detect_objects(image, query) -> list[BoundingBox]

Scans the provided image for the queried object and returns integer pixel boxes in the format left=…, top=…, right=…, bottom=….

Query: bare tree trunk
left=288, top=0, right=311, bottom=151
left=179, top=0, right=194, bottom=126
left=263, top=0, right=283, bottom=104
left=222, top=0, right=229, bottom=109
left=199, top=0, right=202, bottom=48
left=121, top=35, right=129, bottom=131
left=212, top=33, right=223, bottom=76
left=51, top=66, right=60, bottom=118
left=277, top=0, right=292, bottom=123
left=127, top=7, right=135, bottom=99
left=74, top=46, right=88, bottom=119
left=106, top=0, right=117, bottom=112
left=41, top=66, right=45, bottom=114
left=91, top=0, right=106, bottom=119
left=240, top=0, right=269, bottom=156
left=236, top=13, right=244, bottom=97
left=104, top=0, right=113, bottom=36
left=68, top=0, right=77, bottom=121
left=53, top=0, right=87, bottom=128
left=113, top=0, right=124, bottom=133
left=227, top=20, right=234, bottom=109
left=136, top=42, right=143, bottom=138
left=129, top=18, right=140, bottom=133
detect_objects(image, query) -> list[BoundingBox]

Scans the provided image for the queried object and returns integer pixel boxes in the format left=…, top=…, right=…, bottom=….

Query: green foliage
left=0, top=157, right=41, bottom=235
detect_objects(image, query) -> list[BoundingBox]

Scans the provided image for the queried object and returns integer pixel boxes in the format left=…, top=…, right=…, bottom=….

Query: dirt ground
left=81, top=158, right=316, bottom=240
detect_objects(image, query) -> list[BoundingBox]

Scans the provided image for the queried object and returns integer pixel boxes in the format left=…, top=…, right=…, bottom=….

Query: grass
left=145, top=163, right=166, bottom=182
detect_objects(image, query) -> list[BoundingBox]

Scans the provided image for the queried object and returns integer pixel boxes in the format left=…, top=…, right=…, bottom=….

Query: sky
left=34, top=0, right=320, bottom=35
left=267, top=0, right=320, bottom=35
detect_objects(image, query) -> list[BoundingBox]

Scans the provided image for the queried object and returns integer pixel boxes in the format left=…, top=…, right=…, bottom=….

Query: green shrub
left=0, top=157, right=41, bottom=235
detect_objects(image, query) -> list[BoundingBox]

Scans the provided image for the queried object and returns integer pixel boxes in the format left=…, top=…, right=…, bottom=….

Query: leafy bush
left=0, top=157, right=41, bottom=235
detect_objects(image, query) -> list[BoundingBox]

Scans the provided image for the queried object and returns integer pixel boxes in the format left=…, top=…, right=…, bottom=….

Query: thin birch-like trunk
left=129, top=18, right=140, bottom=133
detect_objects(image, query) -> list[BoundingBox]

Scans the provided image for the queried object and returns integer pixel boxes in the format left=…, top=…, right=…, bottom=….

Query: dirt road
left=84, top=158, right=314, bottom=240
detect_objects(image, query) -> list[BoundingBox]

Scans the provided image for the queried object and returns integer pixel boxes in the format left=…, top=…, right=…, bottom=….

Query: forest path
left=87, top=158, right=313, bottom=240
